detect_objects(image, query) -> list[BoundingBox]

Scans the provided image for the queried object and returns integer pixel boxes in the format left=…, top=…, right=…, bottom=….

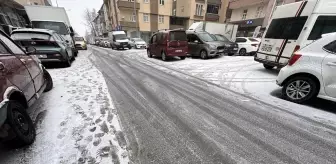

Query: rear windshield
left=11, top=32, right=51, bottom=41
left=169, top=31, right=187, bottom=41
left=32, top=21, right=69, bottom=35
left=75, top=37, right=84, bottom=41
left=265, top=16, right=308, bottom=40
left=248, top=38, right=259, bottom=42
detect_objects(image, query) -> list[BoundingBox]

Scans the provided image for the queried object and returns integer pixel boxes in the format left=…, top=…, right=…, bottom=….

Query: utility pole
left=133, top=0, right=139, bottom=37
left=56, top=0, right=59, bottom=7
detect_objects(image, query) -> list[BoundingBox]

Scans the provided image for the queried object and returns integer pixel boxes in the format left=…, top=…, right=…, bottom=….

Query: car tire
left=128, top=46, right=132, bottom=49
left=6, top=101, right=36, bottom=147
left=180, top=56, right=186, bottom=60
left=200, top=50, right=208, bottom=59
left=162, top=51, right=167, bottom=61
left=74, top=51, right=78, bottom=57
left=44, top=70, right=53, bottom=92
left=147, top=50, right=152, bottom=58
left=64, top=54, right=71, bottom=67
left=263, top=64, right=274, bottom=70
left=239, top=48, right=247, bottom=56
left=228, top=53, right=235, bottom=56
left=282, top=76, right=318, bottom=104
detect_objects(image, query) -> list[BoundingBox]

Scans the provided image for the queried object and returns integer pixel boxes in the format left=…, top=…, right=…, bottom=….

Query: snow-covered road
left=0, top=50, right=129, bottom=164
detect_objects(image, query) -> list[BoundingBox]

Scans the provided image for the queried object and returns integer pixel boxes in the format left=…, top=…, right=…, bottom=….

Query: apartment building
left=227, top=0, right=301, bottom=37
left=15, top=0, right=52, bottom=6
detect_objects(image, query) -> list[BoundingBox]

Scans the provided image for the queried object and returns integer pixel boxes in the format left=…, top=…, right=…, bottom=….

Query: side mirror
left=26, top=46, right=36, bottom=55
left=66, top=40, right=69, bottom=43
left=70, top=32, right=74, bottom=37
left=194, top=40, right=199, bottom=44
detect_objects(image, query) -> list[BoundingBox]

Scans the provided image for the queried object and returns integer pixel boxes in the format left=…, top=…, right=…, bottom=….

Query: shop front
left=230, top=18, right=264, bottom=37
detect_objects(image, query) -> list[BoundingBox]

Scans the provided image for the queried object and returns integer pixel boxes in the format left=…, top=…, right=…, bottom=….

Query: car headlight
left=209, top=44, right=216, bottom=49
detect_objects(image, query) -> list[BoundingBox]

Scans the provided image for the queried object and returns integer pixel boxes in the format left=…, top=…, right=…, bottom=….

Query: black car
left=212, top=34, right=239, bottom=56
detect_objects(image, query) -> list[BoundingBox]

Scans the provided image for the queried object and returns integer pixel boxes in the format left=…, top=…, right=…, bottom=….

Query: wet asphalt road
left=90, top=46, right=336, bottom=164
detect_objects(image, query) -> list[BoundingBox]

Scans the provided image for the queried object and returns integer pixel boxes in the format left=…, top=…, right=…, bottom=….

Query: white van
left=255, top=0, right=336, bottom=69
left=108, top=31, right=132, bottom=50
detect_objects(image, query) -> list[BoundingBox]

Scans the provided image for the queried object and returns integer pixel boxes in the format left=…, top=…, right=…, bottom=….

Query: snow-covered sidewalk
left=0, top=50, right=129, bottom=164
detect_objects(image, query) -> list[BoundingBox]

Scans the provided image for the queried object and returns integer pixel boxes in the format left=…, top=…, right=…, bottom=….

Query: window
left=159, top=0, right=164, bottom=5
left=130, top=12, right=136, bottom=22
left=187, top=34, right=200, bottom=43
left=128, top=0, right=135, bottom=2
left=248, top=38, right=259, bottom=42
left=324, top=40, right=336, bottom=53
left=0, top=34, right=24, bottom=54
left=308, top=16, right=336, bottom=40
left=265, top=16, right=308, bottom=40
left=242, top=9, right=248, bottom=20
left=255, top=6, right=263, bottom=18
left=0, top=42, right=9, bottom=54
left=170, top=17, right=184, bottom=25
left=207, top=5, right=219, bottom=14
left=144, top=0, right=149, bottom=3
left=143, top=13, right=149, bottom=22
left=236, top=38, right=247, bottom=43
left=170, top=31, right=187, bottom=41
left=152, top=35, right=157, bottom=43
left=196, top=4, right=203, bottom=16
left=173, top=9, right=176, bottom=16
left=158, top=15, right=164, bottom=23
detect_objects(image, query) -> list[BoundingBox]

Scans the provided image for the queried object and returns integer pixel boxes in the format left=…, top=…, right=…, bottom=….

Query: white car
left=130, top=38, right=147, bottom=49
left=276, top=33, right=336, bottom=104
left=235, top=37, right=260, bottom=56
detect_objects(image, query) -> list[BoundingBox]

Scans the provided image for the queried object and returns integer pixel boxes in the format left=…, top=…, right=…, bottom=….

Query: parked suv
left=277, top=33, right=336, bottom=104
left=186, top=31, right=232, bottom=59
left=147, top=29, right=188, bottom=61
left=0, top=30, right=53, bottom=147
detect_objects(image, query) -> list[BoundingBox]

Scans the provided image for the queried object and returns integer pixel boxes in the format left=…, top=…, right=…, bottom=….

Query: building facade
left=15, top=0, right=52, bottom=6
left=227, top=0, right=301, bottom=37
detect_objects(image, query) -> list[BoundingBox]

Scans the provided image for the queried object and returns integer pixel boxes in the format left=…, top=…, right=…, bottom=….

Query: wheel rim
left=162, top=52, right=166, bottom=60
left=239, top=49, right=246, bottom=55
left=201, top=51, right=206, bottom=59
left=13, top=110, right=29, bottom=135
left=286, top=80, right=311, bottom=100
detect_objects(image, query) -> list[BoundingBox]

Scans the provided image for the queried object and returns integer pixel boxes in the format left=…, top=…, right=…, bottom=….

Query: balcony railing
left=229, top=0, right=269, bottom=9
left=117, top=1, right=140, bottom=9
left=205, top=13, right=219, bottom=22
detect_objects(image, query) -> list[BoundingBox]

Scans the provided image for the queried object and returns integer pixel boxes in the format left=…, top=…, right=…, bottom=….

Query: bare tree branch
left=83, top=8, right=98, bottom=37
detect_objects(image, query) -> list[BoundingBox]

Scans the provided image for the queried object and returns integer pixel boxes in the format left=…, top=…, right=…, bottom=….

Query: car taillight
left=251, top=44, right=258, bottom=47
left=288, top=54, right=302, bottom=66
left=293, top=45, right=300, bottom=53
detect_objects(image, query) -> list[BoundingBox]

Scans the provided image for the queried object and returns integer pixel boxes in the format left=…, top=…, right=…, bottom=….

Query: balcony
left=229, top=0, right=269, bottom=9
left=205, top=13, right=219, bottom=22
left=120, top=21, right=137, bottom=28
left=117, top=1, right=140, bottom=9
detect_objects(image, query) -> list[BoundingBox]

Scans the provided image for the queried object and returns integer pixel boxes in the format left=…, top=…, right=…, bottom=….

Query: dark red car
left=0, top=30, right=53, bottom=147
left=147, top=29, right=188, bottom=61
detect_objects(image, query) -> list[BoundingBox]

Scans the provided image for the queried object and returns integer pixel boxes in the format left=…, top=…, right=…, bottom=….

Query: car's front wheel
left=239, top=48, right=247, bottom=56
left=263, top=64, right=274, bottom=70
left=180, top=56, right=186, bottom=60
left=147, top=50, right=152, bottom=58
left=6, top=101, right=36, bottom=147
left=200, top=50, right=208, bottom=59
left=162, top=51, right=167, bottom=61
left=282, top=76, right=318, bottom=104
left=64, top=54, right=71, bottom=67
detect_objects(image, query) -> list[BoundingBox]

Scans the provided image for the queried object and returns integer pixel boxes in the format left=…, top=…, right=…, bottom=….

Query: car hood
left=207, top=41, right=226, bottom=46
left=135, top=41, right=146, bottom=44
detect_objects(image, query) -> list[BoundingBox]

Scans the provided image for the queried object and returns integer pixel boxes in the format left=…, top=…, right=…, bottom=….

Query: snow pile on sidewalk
left=1, top=50, right=129, bottom=164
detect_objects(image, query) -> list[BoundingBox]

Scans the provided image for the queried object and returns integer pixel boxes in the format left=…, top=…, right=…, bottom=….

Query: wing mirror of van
left=26, top=46, right=36, bottom=55
left=70, top=32, right=75, bottom=37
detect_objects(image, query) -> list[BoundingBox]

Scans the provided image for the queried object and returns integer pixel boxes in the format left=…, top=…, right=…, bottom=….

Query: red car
left=147, top=29, right=188, bottom=61
left=0, top=30, right=53, bottom=147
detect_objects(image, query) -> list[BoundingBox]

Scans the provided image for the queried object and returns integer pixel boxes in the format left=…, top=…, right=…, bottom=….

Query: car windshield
left=114, top=34, right=127, bottom=40
left=75, top=37, right=84, bottom=41
left=11, top=32, right=51, bottom=41
left=215, top=35, right=230, bottom=42
left=32, top=21, right=69, bottom=35
left=198, top=33, right=215, bottom=42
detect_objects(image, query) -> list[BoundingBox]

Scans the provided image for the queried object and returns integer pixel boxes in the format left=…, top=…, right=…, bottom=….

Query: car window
left=236, top=38, right=247, bottom=43
left=0, top=34, right=25, bottom=54
left=0, top=41, right=9, bottom=54
left=323, top=40, right=336, bottom=53
left=308, top=16, right=336, bottom=40
left=170, top=31, right=187, bottom=41
left=187, top=34, right=199, bottom=43
left=152, top=35, right=157, bottom=43
left=265, top=16, right=308, bottom=40
left=248, top=38, right=259, bottom=42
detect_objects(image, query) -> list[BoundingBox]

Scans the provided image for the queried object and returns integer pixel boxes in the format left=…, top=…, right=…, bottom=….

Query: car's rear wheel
left=180, top=56, right=186, bottom=60
left=200, top=50, right=208, bottom=59
left=263, top=64, right=274, bottom=70
left=239, top=48, right=247, bottom=56
left=282, top=76, right=318, bottom=104
left=64, top=54, right=71, bottom=67
left=162, top=51, right=167, bottom=61
left=44, top=70, right=53, bottom=92
left=6, top=101, right=36, bottom=147
left=147, top=50, right=152, bottom=58
left=228, top=53, right=235, bottom=56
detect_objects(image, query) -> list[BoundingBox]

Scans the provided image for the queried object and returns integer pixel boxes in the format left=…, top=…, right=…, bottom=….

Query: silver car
left=130, top=38, right=147, bottom=49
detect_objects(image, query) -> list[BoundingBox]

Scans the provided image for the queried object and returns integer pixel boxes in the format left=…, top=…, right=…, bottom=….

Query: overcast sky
left=51, top=0, right=102, bottom=36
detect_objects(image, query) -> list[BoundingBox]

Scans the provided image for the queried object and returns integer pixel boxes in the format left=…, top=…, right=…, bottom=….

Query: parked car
left=109, top=31, right=132, bottom=50
left=235, top=37, right=260, bottom=56
left=186, top=31, right=232, bottom=59
left=11, top=28, right=74, bottom=67
left=276, top=33, right=336, bottom=104
left=147, top=29, right=188, bottom=61
left=74, top=36, right=87, bottom=50
left=0, top=30, right=53, bottom=147
left=99, top=38, right=110, bottom=48
left=130, top=38, right=147, bottom=49
left=212, top=34, right=239, bottom=56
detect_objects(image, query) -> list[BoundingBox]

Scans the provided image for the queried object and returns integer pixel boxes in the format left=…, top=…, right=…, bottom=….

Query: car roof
left=12, top=28, right=55, bottom=35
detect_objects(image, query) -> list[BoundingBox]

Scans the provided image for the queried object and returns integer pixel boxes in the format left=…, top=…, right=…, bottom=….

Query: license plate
left=175, top=50, right=182, bottom=52
left=261, top=44, right=272, bottom=52
left=39, top=55, right=47, bottom=58
left=233, top=48, right=238, bottom=50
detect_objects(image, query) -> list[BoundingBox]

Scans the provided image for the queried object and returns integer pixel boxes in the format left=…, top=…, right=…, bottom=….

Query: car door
left=150, top=34, right=158, bottom=56
left=322, top=40, right=336, bottom=98
left=236, top=38, right=248, bottom=51
left=0, top=34, right=36, bottom=100
left=187, top=34, right=199, bottom=55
